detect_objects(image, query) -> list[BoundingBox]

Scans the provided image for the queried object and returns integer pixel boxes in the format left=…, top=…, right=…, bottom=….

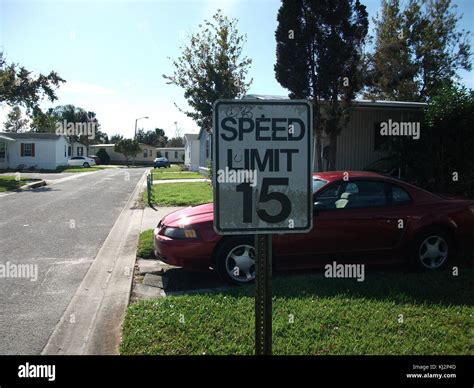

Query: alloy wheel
left=225, top=244, right=255, bottom=283
left=418, top=235, right=448, bottom=269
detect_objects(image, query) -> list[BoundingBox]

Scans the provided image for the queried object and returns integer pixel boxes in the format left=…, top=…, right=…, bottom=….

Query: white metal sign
left=213, top=99, right=313, bottom=234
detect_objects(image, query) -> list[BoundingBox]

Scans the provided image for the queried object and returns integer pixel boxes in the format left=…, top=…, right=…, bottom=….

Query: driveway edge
left=41, top=169, right=149, bottom=355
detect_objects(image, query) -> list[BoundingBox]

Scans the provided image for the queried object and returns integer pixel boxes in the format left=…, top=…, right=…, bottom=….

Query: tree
left=364, top=0, right=418, bottom=100
left=136, top=128, right=168, bottom=146
left=96, top=148, right=111, bottom=165
left=52, top=104, right=103, bottom=148
left=114, top=139, right=141, bottom=167
left=0, top=52, right=64, bottom=112
left=96, top=132, right=109, bottom=144
left=30, top=108, right=58, bottom=133
left=163, top=9, right=252, bottom=133
left=422, top=84, right=474, bottom=196
left=388, top=84, right=474, bottom=197
left=110, top=134, right=124, bottom=144
left=3, top=106, right=29, bottom=132
left=167, top=137, right=184, bottom=147
left=367, top=0, right=471, bottom=101
left=275, top=0, right=368, bottom=171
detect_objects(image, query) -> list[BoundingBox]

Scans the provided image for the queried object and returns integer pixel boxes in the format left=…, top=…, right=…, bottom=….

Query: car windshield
left=312, top=178, right=328, bottom=193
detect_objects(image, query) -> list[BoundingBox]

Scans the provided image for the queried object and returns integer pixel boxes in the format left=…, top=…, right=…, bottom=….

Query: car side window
left=391, top=185, right=411, bottom=204
left=315, top=180, right=387, bottom=209
left=346, top=181, right=387, bottom=209
left=314, top=181, right=346, bottom=210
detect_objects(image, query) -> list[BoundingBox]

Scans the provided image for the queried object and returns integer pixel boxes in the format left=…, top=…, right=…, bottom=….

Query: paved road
left=0, top=168, right=146, bottom=354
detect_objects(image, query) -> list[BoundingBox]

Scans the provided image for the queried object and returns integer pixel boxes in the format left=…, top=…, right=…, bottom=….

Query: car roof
left=312, top=171, right=442, bottom=201
left=313, top=171, right=385, bottom=182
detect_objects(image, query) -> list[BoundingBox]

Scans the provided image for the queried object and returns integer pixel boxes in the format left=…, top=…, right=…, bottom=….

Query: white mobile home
left=156, top=147, right=185, bottom=163
left=0, top=132, right=69, bottom=170
left=184, top=134, right=199, bottom=171
left=89, top=143, right=157, bottom=165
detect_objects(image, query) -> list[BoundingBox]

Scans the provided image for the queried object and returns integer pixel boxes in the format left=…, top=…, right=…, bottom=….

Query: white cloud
left=60, top=81, right=116, bottom=96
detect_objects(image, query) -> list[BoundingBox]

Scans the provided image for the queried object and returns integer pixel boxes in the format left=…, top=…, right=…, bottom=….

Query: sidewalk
left=140, top=206, right=185, bottom=231
left=153, top=178, right=209, bottom=184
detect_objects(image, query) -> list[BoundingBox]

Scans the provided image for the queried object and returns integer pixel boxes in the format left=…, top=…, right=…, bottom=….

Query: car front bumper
left=153, top=228, right=215, bottom=270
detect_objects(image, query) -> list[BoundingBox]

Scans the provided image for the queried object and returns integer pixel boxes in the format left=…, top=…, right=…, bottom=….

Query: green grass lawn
left=0, top=176, right=40, bottom=192
left=145, top=182, right=212, bottom=206
left=120, top=269, right=473, bottom=355
left=137, top=229, right=155, bottom=259
left=154, top=164, right=183, bottom=172
left=152, top=171, right=202, bottom=180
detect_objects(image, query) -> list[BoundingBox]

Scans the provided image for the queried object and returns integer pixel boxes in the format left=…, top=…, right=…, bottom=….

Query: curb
left=20, top=180, right=47, bottom=190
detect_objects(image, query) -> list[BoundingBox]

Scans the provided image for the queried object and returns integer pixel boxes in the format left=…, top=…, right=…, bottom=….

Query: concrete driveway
left=0, top=167, right=146, bottom=354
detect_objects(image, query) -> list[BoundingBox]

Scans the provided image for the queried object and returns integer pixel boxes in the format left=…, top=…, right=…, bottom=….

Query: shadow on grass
left=162, top=264, right=473, bottom=307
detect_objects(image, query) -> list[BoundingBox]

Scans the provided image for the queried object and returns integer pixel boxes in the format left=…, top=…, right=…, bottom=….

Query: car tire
left=411, top=227, right=453, bottom=271
left=83, top=162, right=90, bottom=168
left=214, top=237, right=256, bottom=285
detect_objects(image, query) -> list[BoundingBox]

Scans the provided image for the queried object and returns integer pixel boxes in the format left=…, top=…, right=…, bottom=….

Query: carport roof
left=0, top=132, right=67, bottom=140
left=0, top=133, right=15, bottom=142
left=242, top=94, right=427, bottom=109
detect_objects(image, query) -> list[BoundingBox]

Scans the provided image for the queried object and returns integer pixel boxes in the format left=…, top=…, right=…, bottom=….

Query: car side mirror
left=313, top=201, right=326, bottom=212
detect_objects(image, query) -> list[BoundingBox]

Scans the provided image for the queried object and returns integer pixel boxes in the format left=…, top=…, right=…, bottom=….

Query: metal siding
left=335, top=108, right=423, bottom=171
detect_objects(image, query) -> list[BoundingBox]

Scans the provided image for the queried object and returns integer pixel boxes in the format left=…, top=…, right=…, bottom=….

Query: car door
left=280, top=179, right=404, bottom=268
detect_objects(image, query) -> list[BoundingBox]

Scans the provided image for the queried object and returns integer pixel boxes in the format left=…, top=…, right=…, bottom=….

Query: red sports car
left=153, top=171, right=474, bottom=284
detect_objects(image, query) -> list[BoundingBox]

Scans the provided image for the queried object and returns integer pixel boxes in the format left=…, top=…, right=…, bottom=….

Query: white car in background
left=67, top=156, right=96, bottom=168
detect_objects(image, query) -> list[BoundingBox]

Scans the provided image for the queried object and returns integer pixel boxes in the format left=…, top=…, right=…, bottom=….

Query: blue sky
left=1, top=0, right=473, bottom=139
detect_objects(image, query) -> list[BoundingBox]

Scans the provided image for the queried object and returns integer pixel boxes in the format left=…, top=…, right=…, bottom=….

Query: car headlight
left=162, top=227, right=198, bottom=239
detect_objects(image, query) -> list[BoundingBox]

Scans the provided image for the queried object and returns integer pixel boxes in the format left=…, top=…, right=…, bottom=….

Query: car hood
left=161, top=203, right=214, bottom=227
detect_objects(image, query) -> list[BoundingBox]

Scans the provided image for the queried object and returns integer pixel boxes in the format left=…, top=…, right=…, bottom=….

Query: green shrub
left=96, top=148, right=110, bottom=165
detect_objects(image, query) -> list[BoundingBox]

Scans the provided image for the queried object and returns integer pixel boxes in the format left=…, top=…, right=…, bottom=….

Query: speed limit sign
left=213, top=99, right=313, bottom=235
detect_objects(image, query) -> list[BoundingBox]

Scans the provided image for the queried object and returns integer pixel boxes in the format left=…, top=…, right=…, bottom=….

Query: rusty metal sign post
left=255, top=234, right=272, bottom=355
left=212, top=98, right=313, bottom=356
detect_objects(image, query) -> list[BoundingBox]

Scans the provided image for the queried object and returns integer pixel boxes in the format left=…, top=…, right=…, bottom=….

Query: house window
left=165, top=151, right=168, bottom=158
left=373, top=122, right=391, bottom=151
left=175, top=151, right=178, bottom=158
left=64, top=145, right=67, bottom=157
left=144, top=149, right=148, bottom=158
left=21, top=143, right=35, bottom=157
left=77, top=147, right=84, bottom=156
left=68, top=146, right=72, bottom=157
left=0, top=142, right=5, bottom=159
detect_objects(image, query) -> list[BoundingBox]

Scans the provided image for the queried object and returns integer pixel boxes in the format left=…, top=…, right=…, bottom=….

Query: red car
left=153, top=171, right=474, bottom=284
